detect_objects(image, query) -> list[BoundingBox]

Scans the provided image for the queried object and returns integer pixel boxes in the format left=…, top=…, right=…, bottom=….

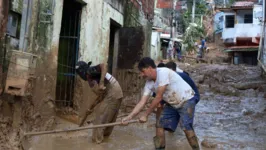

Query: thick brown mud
left=1, top=64, right=266, bottom=150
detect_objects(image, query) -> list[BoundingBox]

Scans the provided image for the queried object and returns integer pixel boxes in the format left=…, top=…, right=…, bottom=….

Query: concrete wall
left=236, top=10, right=252, bottom=24
left=150, top=31, right=161, bottom=61
left=214, top=12, right=224, bottom=34
left=253, top=4, right=263, bottom=25
left=1, top=0, right=154, bottom=122
left=76, top=0, right=124, bottom=116
left=10, top=0, right=23, bottom=13
left=222, top=11, right=235, bottom=42
left=79, top=0, right=123, bottom=65
left=104, top=0, right=124, bottom=13
left=234, top=24, right=261, bottom=37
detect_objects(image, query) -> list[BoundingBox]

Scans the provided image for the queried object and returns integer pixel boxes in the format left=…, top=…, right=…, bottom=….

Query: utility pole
left=170, top=0, right=174, bottom=38
left=192, top=0, right=195, bottom=23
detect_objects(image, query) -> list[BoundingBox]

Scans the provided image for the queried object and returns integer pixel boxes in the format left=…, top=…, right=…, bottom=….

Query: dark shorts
left=158, top=96, right=198, bottom=132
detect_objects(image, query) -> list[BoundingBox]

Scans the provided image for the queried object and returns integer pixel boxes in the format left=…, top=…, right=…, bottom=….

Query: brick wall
left=130, top=0, right=155, bottom=21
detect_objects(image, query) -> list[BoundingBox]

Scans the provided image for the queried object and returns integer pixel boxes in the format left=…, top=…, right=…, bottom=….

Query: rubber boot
left=153, top=136, right=165, bottom=150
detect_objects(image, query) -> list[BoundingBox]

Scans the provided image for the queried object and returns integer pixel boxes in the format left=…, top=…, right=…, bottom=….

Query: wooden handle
left=79, top=95, right=104, bottom=127
left=24, top=120, right=139, bottom=137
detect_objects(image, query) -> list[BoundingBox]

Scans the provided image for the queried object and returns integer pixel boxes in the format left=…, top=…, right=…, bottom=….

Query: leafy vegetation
left=180, top=0, right=209, bottom=51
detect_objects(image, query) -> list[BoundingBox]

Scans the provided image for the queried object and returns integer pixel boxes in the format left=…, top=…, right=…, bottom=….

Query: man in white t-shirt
left=122, top=57, right=199, bottom=150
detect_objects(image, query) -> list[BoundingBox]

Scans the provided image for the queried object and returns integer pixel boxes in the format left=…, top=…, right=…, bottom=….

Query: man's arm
left=128, top=95, right=149, bottom=118
left=122, top=95, right=150, bottom=123
left=99, top=63, right=108, bottom=89
left=144, top=85, right=167, bottom=117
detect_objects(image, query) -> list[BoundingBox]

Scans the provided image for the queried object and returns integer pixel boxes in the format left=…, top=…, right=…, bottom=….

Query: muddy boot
left=184, top=130, right=200, bottom=150
left=153, top=136, right=165, bottom=150
left=92, top=128, right=104, bottom=144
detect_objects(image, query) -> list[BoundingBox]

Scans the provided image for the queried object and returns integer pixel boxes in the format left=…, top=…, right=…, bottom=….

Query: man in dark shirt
left=165, top=61, right=200, bottom=103
left=76, top=61, right=123, bottom=144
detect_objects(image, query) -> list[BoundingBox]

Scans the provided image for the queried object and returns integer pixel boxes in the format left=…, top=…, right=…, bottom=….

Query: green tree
left=182, top=23, right=205, bottom=52
left=180, top=0, right=208, bottom=52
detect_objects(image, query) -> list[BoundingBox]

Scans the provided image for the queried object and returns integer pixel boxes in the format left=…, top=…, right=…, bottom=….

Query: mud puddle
left=25, top=93, right=266, bottom=150
left=25, top=116, right=196, bottom=150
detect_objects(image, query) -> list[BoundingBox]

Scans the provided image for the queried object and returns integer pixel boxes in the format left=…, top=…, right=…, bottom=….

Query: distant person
left=198, top=37, right=206, bottom=58
left=174, top=41, right=182, bottom=61
left=167, top=40, right=174, bottom=60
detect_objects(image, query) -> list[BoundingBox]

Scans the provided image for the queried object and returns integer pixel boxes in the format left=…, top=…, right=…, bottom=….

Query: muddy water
left=195, top=92, right=266, bottom=149
left=27, top=116, right=195, bottom=150
left=26, top=92, right=266, bottom=150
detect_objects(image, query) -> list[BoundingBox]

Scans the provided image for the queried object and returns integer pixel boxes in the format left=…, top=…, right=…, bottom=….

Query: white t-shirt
left=105, top=73, right=116, bottom=84
left=143, top=68, right=194, bottom=108
left=168, top=41, right=173, bottom=50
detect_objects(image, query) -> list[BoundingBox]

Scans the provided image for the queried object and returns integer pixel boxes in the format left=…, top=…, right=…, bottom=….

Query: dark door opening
left=234, top=51, right=258, bottom=65
left=108, top=20, right=120, bottom=74
left=56, top=0, right=82, bottom=107
left=242, top=51, right=258, bottom=65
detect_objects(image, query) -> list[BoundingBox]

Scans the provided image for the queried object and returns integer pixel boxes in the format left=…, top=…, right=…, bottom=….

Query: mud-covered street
left=1, top=63, right=266, bottom=150
left=1, top=0, right=266, bottom=149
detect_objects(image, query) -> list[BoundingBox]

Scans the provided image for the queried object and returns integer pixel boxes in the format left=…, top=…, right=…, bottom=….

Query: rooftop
left=231, top=1, right=254, bottom=9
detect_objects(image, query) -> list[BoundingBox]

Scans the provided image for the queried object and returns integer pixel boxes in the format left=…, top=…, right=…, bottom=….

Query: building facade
left=219, top=1, right=263, bottom=65
left=0, top=0, right=155, bottom=124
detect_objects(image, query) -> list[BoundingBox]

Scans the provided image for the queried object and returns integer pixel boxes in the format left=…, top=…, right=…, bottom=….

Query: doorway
left=108, top=19, right=121, bottom=74
left=56, top=0, right=82, bottom=107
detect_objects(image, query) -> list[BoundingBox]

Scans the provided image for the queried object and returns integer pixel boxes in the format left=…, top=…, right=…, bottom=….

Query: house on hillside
left=218, top=1, right=263, bottom=65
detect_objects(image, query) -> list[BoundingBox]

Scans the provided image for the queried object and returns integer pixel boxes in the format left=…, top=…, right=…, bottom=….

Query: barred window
left=244, top=14, right=253, bottom=23
left=225, top=15, right=235, bottom=28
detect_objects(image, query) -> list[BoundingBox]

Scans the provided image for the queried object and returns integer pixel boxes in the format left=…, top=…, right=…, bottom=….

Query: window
left=244, top=14, right=253, bottom=23
left=6, top=11, right=21, bottom=38
left=225, top=15, right=235, bottom=28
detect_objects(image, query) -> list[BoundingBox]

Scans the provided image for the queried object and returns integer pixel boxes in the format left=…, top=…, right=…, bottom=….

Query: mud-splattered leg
left=184, top=130, right=200, bottom=150
left=155, top=106, right=165, bottom=149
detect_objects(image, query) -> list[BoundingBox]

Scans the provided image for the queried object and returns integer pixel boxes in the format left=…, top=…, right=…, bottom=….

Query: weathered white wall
left=10, top=0, right=23, bottom=13
left=50, top=0, right=63, bottom=68
left=222, top=12, right=235, bottom=41
left=234, top=24, right=261, bottom=37
left=236, top=10, right=252, bottom=24
left=79, top=0, right=123, bottom=65
left=253, top=5, right=263, bottom=25
left=214, top=12, right=224, bottom=33
left=150, top=31, right=161, bottom=61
